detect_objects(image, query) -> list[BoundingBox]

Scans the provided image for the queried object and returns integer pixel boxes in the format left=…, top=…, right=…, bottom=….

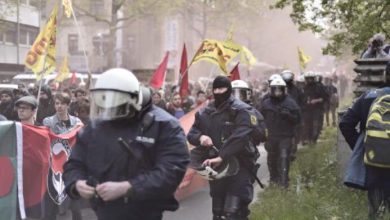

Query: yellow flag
left=191, top=39, right=242, bottom=74
left=298, top=47, right=311, bottom=69
left=240, top=46, right=257, bottom=67
left=62, top=0, right=73, bottom=18
left=25, top=6, right=58, bottom=80
left=55, top=56, right=70, bottom=82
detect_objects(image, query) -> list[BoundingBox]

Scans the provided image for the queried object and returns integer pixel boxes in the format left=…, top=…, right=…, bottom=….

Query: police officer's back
left=63, top=69, right=189, bottom=220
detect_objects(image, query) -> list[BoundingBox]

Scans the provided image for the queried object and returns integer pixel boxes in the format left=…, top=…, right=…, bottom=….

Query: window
left=28, top=29, right=38, bottom=45
left=68, top=34, right=78, bottom=54
left=19, top=29, right=28, bottom=45
left=5, top=25, right=16, bottom=44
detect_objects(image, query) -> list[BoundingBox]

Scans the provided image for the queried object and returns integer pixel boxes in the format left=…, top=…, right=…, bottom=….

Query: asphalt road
left=58, top=145, right=269, bottom=220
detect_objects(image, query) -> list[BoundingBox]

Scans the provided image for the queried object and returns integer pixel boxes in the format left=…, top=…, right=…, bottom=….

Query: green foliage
left=250, top=127, right=367, bottom=220
left=272, top=0, right=390, bottom=57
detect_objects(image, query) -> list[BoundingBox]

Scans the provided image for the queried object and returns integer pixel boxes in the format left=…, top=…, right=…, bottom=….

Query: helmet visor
left=90, top=90, right=137, bottom=120
left=270, top=86, right=285, bottom=98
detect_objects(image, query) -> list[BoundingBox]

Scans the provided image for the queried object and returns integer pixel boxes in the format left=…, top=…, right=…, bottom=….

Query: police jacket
left=339, top=87, right=390, bottom=189
left=63, top=103, right=189, bottom=218
left=287, top=84, right=305, bottom=108
left=303, top=83, right=329, bottom=111
left=260, top=95, right=301, bottom=138
left=187, top=96, right=266, bottom=161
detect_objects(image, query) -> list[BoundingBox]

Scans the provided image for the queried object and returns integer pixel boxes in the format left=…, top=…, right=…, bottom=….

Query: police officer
left=63, top=68, right=189, bottom=220
left=302, top=71, right=328, bottom=144
left=231, top=80, right=253, bottom=105
left=281, top=70, right=304, bottom=160
left=339, top=62, right=390, bottom=219
left=187, top=76, right=266, bottom=220
left=260, top=78, right=300, bottom=187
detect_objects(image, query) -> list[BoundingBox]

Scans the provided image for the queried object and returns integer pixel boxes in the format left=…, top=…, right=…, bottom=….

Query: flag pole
left=70, top=6, right=92, bottom=90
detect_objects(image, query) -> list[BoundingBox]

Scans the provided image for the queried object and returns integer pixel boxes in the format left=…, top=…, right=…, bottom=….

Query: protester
left=166, top=92, right=186, bottom=119
left=36, top=85, right=55, bottom=124
left=0, top=89, right=17, bottom=120
left=15, top=96, right=38, bottom=125
left=63, top=68, right=189, bottom=220
left=187, top=75, right=266, bottom=220
left=43, top=92, right=83, bottom=220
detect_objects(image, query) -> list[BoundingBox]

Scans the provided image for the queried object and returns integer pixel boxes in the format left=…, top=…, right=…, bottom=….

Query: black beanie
left=213, top=76, right=232, bottom=90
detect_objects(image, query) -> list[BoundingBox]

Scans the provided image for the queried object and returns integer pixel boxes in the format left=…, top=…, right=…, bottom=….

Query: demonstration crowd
left=2, top=33, right=390, bottom=220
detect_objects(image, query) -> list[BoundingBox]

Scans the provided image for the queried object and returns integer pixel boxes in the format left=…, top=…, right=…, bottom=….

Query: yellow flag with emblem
left=24, top=5, right=58, bottom=80
left=240, top=46, right=257, bottom=67
left=62, top=0, right=73, bottom=18
left=191, top=39, right=242, bottom=74
left=298, top=47, right=311, bottom=69
left=55, top=56, right=70, bottom=82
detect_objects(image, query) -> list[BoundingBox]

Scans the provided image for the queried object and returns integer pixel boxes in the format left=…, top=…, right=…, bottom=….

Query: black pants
left=209, top=167, right=254, bottom=219
left=303, top=110, right=321, bottom=144
left=368, top=187, right=390, bottom=220
left=265, top=137, right=292, bottom=187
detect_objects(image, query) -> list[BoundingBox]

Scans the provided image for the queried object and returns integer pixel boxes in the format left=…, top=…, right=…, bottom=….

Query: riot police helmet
left=231, top=80, right=252, bottom=102
left=281, top=70, right=294, bottom=85
left=90, top=68, right=143, bottom=121
left=269, top=78, right=287, bottom=98
left=268, top=74, right=283, bottom=84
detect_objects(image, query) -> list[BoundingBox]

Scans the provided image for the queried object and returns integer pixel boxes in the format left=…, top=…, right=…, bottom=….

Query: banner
left=191, top=39, right=242, bottom=74
left=25, top=6, right=58, bottom=80
left=0, top=122, right=81, bottom=219
left=298, top=47, right=311, bottom=70
left=55, top=55, right=70, bottom=82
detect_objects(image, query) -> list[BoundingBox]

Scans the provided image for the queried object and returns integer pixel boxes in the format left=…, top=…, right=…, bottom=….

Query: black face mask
left=212, top=76, right=233, bottom=108
left=213, top=89, right=231, bottom=108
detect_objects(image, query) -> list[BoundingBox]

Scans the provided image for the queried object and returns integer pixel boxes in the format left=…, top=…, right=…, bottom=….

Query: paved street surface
left=59, top=145, right=269, bottom=220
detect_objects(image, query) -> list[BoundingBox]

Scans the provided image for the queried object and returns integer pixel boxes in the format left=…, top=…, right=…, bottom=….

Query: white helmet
left=90, top=68, right=143, bottom=121
left=270, top=78, right=287, bottom=87
left=304, top=71, right=316, bottom=78
left=231, top=80, right=249, bottom=89
left=270, top=78, right=287, bottom=98
left=231, top=80, right=252, bottom=102
left=268, top=74, right=283, bottom=83
left=281, top=70, right=294, bottom=84
left=296, top=74, right=305, bottom=83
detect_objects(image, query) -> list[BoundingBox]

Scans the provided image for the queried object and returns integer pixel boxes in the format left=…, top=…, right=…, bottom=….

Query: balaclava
left=212, top=76, right=232, bottom=108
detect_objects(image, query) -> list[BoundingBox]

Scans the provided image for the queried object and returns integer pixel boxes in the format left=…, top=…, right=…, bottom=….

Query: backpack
left=364, top=89, right=390, bottom=168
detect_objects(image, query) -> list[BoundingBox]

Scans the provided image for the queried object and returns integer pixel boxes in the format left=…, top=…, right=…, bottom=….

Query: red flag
left=229, top=62, right=240, bottom=81
left=150, top=52, right=169, bottom=89
left=179, top=44, right=189, bottom=98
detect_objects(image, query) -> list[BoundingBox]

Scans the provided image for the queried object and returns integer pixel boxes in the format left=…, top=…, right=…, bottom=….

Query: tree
left=272, top=0, right=390, bottom=56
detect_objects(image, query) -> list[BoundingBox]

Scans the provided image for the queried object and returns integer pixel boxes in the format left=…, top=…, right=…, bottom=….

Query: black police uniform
left=260, top=94, right=300, bottom=187
left=339, top=88, right=390, bottom=219
left=302, top=81, right=328, bottom=144
left=286, top=82, right=305, bottom=160
left=188, top=95, right=266, bottom=220
left=63, top=101, right=189, bottom=220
